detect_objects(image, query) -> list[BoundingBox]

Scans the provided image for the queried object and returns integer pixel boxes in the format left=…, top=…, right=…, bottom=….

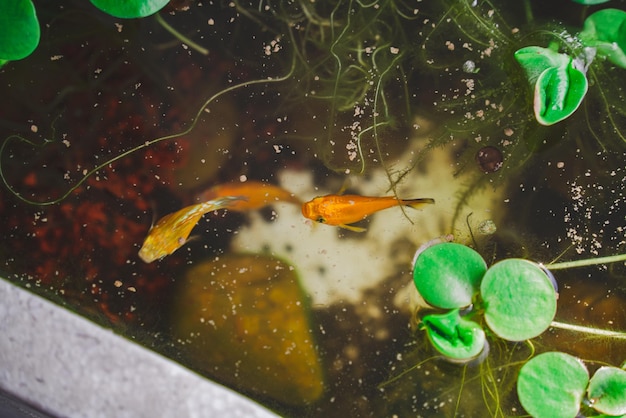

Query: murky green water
left=1, top=1, right=625, bottom=416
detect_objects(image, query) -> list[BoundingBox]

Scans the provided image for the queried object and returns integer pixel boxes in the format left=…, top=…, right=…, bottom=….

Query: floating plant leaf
left=481, top=259, right=557, bottom=341
left=90, top=0, right=170, bottom=18
left=514, top=46, right=588, bottom=125
left=517, top=352, right=589, bottom=418
left=0, top=0, right=40, bottom=61
left=587, top=366, right=626, bottom=416
left=515, top=46, right=570, bottom=86
left=533, top=61, right=588, bottom=125
left=412, top=242, right=487, bottom=309
left=421, top=309, right=486, bottom=361
left=579, top=8, right=626, bottom=69
left=570, top=0, right=611, bottom=4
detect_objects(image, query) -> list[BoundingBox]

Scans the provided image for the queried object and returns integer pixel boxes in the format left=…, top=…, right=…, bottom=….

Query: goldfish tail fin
left=404, top=198, right=435, bottom=209
left=217, top=195, right=249, bottom=208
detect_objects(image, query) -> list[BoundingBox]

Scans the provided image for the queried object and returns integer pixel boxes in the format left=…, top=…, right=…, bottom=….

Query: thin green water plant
left=260, top=0, right=421, bottom=180
left=0, top=56, right=297, bottom=205
left=2, top=0, right=423, bottom=205
left=397, top=0, right=626, bottom=237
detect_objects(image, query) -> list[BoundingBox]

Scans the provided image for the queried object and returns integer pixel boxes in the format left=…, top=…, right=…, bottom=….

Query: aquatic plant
left=517, top=352, right=626, bottom=418
left=0, top=0, right=40, bottom=66
left=236, top=0, right=425, bottom=180
left=0, top=49, right=296, bottom=206
left=1, top=0, right=420, bottom=204
left=89, top=0, right=169, bottom=19
left=0, top=0, right=170, bottom=66
left=405, top=240, right=626, bottom=417
left=515, top=8, right=626, bottom=126
left=399, top=0, right=626, bottom=233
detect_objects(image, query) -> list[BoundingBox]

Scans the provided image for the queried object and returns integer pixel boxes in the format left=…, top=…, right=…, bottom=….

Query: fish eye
left=316, top=217, right=326, bottom=223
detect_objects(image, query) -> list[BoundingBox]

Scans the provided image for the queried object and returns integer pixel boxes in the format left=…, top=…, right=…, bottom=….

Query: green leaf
left=412, top=243, right=487, bottom=309
left=517, top=352, right=589, bottom=418
left=421, top=309, right=486, bottom=361
left=0, top=0, right=40, bottom=61
left=533, top=61, right=588, bottom=125
left=515, top=46, right=588, bottom=125
left=481, top=259, right=557, bottom=341
left=570, top=0, right=611, bottom=4
left=90, top=0, right=170, bottom=19
left=580, top=9, right=626, bottom=69
left=588, top=366, right=626, bottom=416
left=515, top=46, right=570, bottom=86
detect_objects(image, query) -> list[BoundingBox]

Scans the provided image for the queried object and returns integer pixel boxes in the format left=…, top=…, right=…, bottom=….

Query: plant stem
left=155, top=13, right=209, bottom=56
left=550, top=321, right=626, bottom=339
left=546, top=253, right=626, bottom=270
left=523, top=0, right=533, bottom=24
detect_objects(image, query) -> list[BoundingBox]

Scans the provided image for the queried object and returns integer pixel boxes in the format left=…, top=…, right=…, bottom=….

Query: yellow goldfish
left=138, top=196, right=243, bottom=263
left=301, top=194, right=435, bottom=232
left=196, top=180, right=302, bottom=211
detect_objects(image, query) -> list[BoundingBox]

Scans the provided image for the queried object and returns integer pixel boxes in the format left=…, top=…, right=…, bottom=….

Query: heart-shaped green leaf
left=481, top=259, right=557, bottom=341
left=90, top=0, right=170, bottom=19
left=0, top=0, right=40, bottom=61
left=587, top=366, right=626, bottom=416
left=421, top=309, right=486, bottom=361
left=517, top=352, right=589, bottom=418
left=413, top=242, right=487, bottom=309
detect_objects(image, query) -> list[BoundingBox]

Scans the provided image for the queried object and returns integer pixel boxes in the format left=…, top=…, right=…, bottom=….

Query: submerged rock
left=171, top=253, right=324, bottom=405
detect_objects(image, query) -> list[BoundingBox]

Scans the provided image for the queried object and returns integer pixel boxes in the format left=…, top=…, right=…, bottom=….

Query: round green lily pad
left=0, top=0, right=40, bottom=61
left=517, top=352, right=589, bottom=418
left=90, top=0, right=170, bottom=18
left=587, top=366, right=626, bottom=416
left=413, top=243, right=487, bottom=309
left=481, top=259, right=557, bottom=341
left=421, top=309, right=486, bottom=361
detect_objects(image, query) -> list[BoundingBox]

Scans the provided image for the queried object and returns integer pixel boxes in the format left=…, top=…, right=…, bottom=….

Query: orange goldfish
left=301, top=194, right=435, bottom=232
left=138, top=196, right=243, bottom=263
left=196, top=180, right=302, bottom=211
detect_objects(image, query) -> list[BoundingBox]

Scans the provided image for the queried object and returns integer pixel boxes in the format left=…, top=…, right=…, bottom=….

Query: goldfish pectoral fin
left=406, top=198, right=436, bottom=209
left=185, top=235, right=200, bottom=244
left=338, top=224, right=367, bottom=233
left=303, top=219, right=319, bottom=231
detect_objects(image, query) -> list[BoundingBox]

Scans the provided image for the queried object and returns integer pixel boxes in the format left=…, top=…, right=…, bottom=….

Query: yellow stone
left=171, top=253, right=324, bottom=405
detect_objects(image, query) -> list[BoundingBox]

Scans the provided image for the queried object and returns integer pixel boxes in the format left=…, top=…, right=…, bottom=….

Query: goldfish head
left=138, top=236, right=161, bottom=263
left=301, top=198, right=325, bottom=223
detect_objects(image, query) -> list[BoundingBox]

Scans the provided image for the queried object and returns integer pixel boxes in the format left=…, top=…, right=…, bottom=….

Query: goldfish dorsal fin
left=148, top=200, right=159, bottom=229
left=336, top=177, right=352, bottom=195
